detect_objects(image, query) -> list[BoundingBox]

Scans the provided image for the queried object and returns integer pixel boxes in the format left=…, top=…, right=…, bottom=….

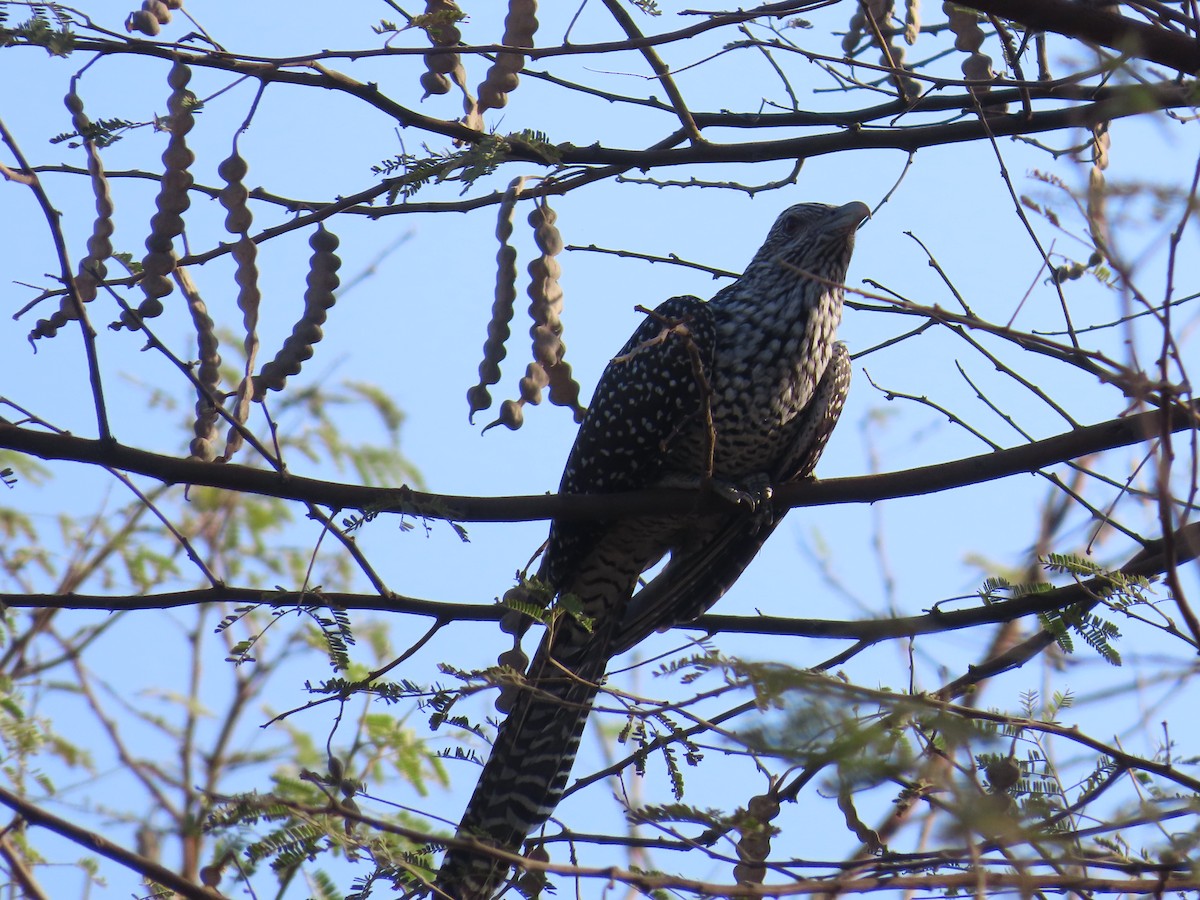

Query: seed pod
left=497, top=647, right=529, bottom=672
left=516, top=845, right=550, bottom=895
left=945, top=3, right=994, bottom=93
left=420, top=0, right=467, bottom=100
left=903, top=0, right=920, bottom=44
left=217, top=147, right=262, bottom=421
left=126, top=9, right=161, bottom=35
left=870, top=0, right=918, bottom=98
left=842, top=5, right=866, bottom=54
left=517, top=361, right=549, bottom=406
left=545, top=357, right=586, bottom=422
left=253, top=226, right=341, bottom=399
left=221, top=242, right=262, bottom=459
left=35, top=87, right=118, bottom=343
left=524, top=198, right=586, bottom=420
left=218, top=150, right=253, bottom=233
left=119, top=61, right=196, bottom=329
left=420, top=70, right=451, bottom=98
left=733, top=792, right=780, bottom=886
left=468, top=177, right=524, bottom=423
left=143, top=0, right=172, bottom=25
left=526, top=199, right=564, bottom=370
left=494, top=645, right=530, bottom=713
left=481, top=398, right=524, bottom=433
left=177, top=268, right=222, bottom=462
left=1087, top=121, right=1111, bottom=252
left=477, top=0, right=539, bottom=112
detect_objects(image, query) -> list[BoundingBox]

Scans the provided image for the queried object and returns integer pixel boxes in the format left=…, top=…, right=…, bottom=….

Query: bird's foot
left=710, top=473, right=779, bottom=534
left=704, top=473, right=772, bottom=512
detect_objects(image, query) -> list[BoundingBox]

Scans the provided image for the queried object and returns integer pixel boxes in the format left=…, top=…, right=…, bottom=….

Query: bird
left=433, top=200, right=869, bottom=900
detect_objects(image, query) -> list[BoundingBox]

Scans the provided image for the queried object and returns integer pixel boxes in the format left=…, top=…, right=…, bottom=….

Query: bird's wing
left=434, top=296, right=717, bottom=900
left=538, top=294, right=716, bottom=591
left=610, top=342, right=851, bottom=656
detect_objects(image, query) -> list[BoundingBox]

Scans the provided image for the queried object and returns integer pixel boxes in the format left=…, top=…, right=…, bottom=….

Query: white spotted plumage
left=434, top=201, right=868, bottom=900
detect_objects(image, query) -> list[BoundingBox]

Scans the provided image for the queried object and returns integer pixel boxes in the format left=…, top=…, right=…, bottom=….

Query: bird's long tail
left=433, top=616, right=614, bottom=900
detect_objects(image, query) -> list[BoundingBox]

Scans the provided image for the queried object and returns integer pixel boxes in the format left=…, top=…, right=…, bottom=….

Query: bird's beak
left=834, top=201, right=872, bottom=232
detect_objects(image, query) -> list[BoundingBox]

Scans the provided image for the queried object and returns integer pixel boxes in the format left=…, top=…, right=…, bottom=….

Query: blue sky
left=1, top=1, right=1199, bottom=895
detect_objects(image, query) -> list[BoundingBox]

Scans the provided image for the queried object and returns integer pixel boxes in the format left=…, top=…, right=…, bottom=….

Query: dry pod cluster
left=733, top=792, right=781, bottom=885
left=1087, top=121, right=1111, bottom=252
left=117, top=60, right=196, bottom=331
left=493, top=644, right=530, bottom=714
left=944, top=3, right=994, bottom=88
left=468, top=177, right=525, bottom=422
left=126, top=0, right=183, bottom=36
left=30, top=87, right=115, bottom=343
left=477, top=0, right=539, bottom=112
left=419, top=0, right=467, bottom=99
left=903, top=0, right=921, bottom=44
left=516, top=845, right=550, bottom=897
left=526, top=200, right=585, bottom=421
left=846, top=0, right=918, bottom=98
left=253, top=226, right=342, bottom=399
left=483, top=196, right=586, bottom=432
left=178, top=268, right=223, bottom=462
left=217, top=147, right=263, bottom=460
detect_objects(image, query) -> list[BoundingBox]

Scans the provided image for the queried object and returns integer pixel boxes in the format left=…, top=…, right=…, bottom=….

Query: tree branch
left=0, top=785, right=221, bottom=900
left=1, top=402, right=1195, bottom=524
left=964, top=0, right=1200, bottom=74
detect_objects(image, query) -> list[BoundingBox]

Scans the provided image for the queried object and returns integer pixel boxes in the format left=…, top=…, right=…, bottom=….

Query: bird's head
left=744, top=201, right=870, bottom=288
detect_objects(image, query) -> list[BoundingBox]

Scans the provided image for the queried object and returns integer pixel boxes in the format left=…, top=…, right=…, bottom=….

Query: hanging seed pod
left=1087, top=121, right=1111, bottom=254
left=518, top=361, right=549, bottom=406
left=253, top=226, right=342, bottom=399
left=526, top=199, right=564, bottom=370
left=126, top=0, right=175, bottom=34
left=481, top=398, right=524, bottom=433
left=218, top=147, right=263, bottom=459
left=842, top=4, right=866, bottom=54
left=516, top=845, right=550, bottom=896
left=218, top=150, right=253, bottom=235
left=468, top=177, right=525, bottom=422
left=525, top=198, right=586, bottom=420
left=32, top=86, right=117, bottom=343
left=126, top=9, right=161, bottom=35
left=843, top=1, right=917, bottom=97
left=69, top=82, right=115, bottom=299
left=903, top=0, right=921, bottom=44
left=866, top=0, right=918, bottom=98
left=944, top=3, right=994, bottom=93
left=143, top=0, right=172, bottom=24
left=494, top=645, right=530, bottom=713
left=420, top=0, right=467, bottom=99
left=477, top=0, right=539, bottom=112
left=733, top=793, right=781, bottom=886
left=546, top=357, right=586, bottom=422
left=118, top=61, right=196, bottom=330
left=175, top=268, right=222, bottom=462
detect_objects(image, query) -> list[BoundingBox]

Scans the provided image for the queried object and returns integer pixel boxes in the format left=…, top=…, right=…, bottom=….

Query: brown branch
left=601, top=0, right=705, bottom=142
left=4, top=519, right=1196, bottom=645
left=963, top=0, right=1200, bottom=74
left=1, top=401, right=1195, bottom=524
left=0, top=117, right=111, bottom=442
left=0, top=785, right=221, bottom=900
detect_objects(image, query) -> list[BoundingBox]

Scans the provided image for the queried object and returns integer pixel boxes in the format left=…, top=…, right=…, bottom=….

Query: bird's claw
left=708, top=479, right=771, bottom=511
left=706, top=474, right=776, bottom=531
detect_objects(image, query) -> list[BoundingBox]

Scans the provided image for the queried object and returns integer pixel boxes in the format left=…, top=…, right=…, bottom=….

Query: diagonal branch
left=963, top=0, right=1200, bottom=74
